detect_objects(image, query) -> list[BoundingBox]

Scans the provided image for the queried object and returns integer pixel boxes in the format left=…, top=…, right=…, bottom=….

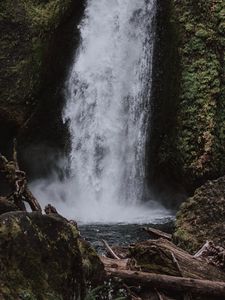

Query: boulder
left=0, top=211, right=104, bottom=300
left=174, top=176, right=225, bottom=253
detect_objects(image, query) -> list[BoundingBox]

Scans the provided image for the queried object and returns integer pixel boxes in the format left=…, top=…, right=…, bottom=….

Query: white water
left=31, top=0, right=171, bottom=223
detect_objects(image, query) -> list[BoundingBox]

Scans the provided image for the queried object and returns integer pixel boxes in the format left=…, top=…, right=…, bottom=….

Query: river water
left=79, top=219, right=174, bottom=253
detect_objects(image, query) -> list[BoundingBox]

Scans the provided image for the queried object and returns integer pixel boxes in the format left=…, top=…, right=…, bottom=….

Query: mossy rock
left=0, top=211, right=104, bottom=300
left=174, top=176, right=225, bottom=253
left=157, top=0, right=225, bottom=188
left=78, top=239, right=105, bottom=286
left=0, top=0, right=83, bottom=145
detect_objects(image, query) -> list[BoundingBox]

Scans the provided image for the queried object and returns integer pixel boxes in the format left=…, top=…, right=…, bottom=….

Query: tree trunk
left=106, top=268, right=225, bottom=298
left=129, top=238, right=225, bottom=281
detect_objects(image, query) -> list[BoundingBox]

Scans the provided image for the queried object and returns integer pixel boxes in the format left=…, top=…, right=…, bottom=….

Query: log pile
left=100, top=229, right=225, bottom=300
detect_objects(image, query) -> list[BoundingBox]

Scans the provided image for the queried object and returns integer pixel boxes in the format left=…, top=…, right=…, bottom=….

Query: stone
left=0, top=211, right=104, bottom=299
left=174, top=176, right=225, bottom=253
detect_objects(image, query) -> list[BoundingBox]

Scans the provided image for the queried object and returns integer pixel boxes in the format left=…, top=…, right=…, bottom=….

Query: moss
left=129, top=244, right=179, bottom=276
left=0, top=212, right=105, bottom=299
left=158, top=0, right=225, bottom=188
left=0, top=0, right=78, bottom=131
left=0, top=212, right=85, bottom=299
left=78, top=239, right=105, bottom=286
left=174, top=176, right=225, bottom=253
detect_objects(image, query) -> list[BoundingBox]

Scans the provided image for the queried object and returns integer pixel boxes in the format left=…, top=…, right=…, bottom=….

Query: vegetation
left=0, top=0, right=225, bottom=299
left=159, top=0, right=225, bottom=187
left=174, top=176, right=225, bottom=253
left=0, top=0, right=77, bottom=128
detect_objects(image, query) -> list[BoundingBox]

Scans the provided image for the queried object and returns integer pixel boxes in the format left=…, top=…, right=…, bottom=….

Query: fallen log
left=129, top=238, right=225, bottom=281
left=194, top=240, right=225, bottom=270
left=110, top=245, right=130, bottom=259
left=170, top=251, right=191, bottom=300
left=143, top=227, right=172, bottom=241
left=155, top=289, right=164, bottom=300
left=102, top=239, right=121, bottom=259
left=100, top=256, right=128, bottom=270
left=170, top=251, right=183, bottom=277
left=106, top=268, right=225, bottom=298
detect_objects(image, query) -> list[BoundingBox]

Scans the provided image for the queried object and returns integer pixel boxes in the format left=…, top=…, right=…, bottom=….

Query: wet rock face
left=174, top=176, right=225, bottom=253
left=157, top=0, right=225, bottom=189
left=0, top=0, right=84, bottom=149
left=0, top=211, right=104, bottom=300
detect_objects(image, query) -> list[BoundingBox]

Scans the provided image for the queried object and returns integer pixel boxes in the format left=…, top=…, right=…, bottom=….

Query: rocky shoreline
left=1, top=150, right=225, bottom=299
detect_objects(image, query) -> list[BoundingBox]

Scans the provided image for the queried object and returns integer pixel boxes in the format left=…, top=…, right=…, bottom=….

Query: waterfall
left=31, top=0, right=170, bottom=223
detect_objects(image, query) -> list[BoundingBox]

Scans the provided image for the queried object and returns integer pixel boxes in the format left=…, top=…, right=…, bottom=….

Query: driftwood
left=102, top=239, right=121, bottom=259
left=155, top=289, right=164, bottom=300
left=194, top=240, right=225, bottom=270
left=100, top=238, right=225, bottom=299
left=170, top=251, right=183, bottom=277
left=170, top=251, right=191, bottom=300
left=0, top=140, right=41, bottom=212
left=111, top=245, right=130, bottom=259
left=101, top=253, right=225, bottom=297
left=143, top=227, right=172, bottom=241
left=129, top=238, right=225, bottom=281
left=106, top=268, right=225, bottom=298
left=101, top=238, right=225, bottom=280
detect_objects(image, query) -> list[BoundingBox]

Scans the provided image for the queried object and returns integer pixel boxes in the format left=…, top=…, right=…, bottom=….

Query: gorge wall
left=0, top=0, right=84, bottom=160
left=0, top=0, right=224, bottom=200
left=154, top=0, right=225, bottom=192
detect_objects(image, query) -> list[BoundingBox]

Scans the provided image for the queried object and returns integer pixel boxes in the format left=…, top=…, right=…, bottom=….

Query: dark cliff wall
left=0, top=0, right=84, bottom=157
left=150, top=0, right=225, bottom=199
left=146, top=0, right=185, bottom=207
left=1, top=0, right=224, bottom=198
left=0, top=0, right=85, bottom=178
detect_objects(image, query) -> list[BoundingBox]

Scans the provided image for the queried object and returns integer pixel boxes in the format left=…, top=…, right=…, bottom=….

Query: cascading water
left=31, top=0, right=170, bottom=223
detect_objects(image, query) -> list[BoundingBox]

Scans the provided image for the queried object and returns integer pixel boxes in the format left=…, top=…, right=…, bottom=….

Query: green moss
left=0, top=212, right=85, bottom=299
left=78, top=239, right=105, bottom=285
left=0, top=212, right=105, bottom=299
left=174, top=176, right=225, bottom=253
left=158, top=0, right=225, bottom=186
left=129, top=245, right=180, bottom=276
left=0, top=0, right=75, bottom=127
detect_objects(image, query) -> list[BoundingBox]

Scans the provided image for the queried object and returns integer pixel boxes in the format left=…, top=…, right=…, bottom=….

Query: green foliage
left=24, top=0, right=73, bottom=32
left=0, top=0, right=74, bottom=126
left=84, top=282, right=128, bottom=300
left=159, top=0, right=225, bottom=185
left=174, top=176, right=225, bottom=253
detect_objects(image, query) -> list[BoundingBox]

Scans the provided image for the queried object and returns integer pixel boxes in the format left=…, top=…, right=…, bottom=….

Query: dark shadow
left=145, top=0, right=187, bottom=209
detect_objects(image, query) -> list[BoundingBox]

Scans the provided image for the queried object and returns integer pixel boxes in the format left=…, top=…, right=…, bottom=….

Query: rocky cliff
left=0, top=0, right=84, bottom=154
left=155, top=0, right=225, bottom=191
left=1, top=0, right=224, bottom=194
